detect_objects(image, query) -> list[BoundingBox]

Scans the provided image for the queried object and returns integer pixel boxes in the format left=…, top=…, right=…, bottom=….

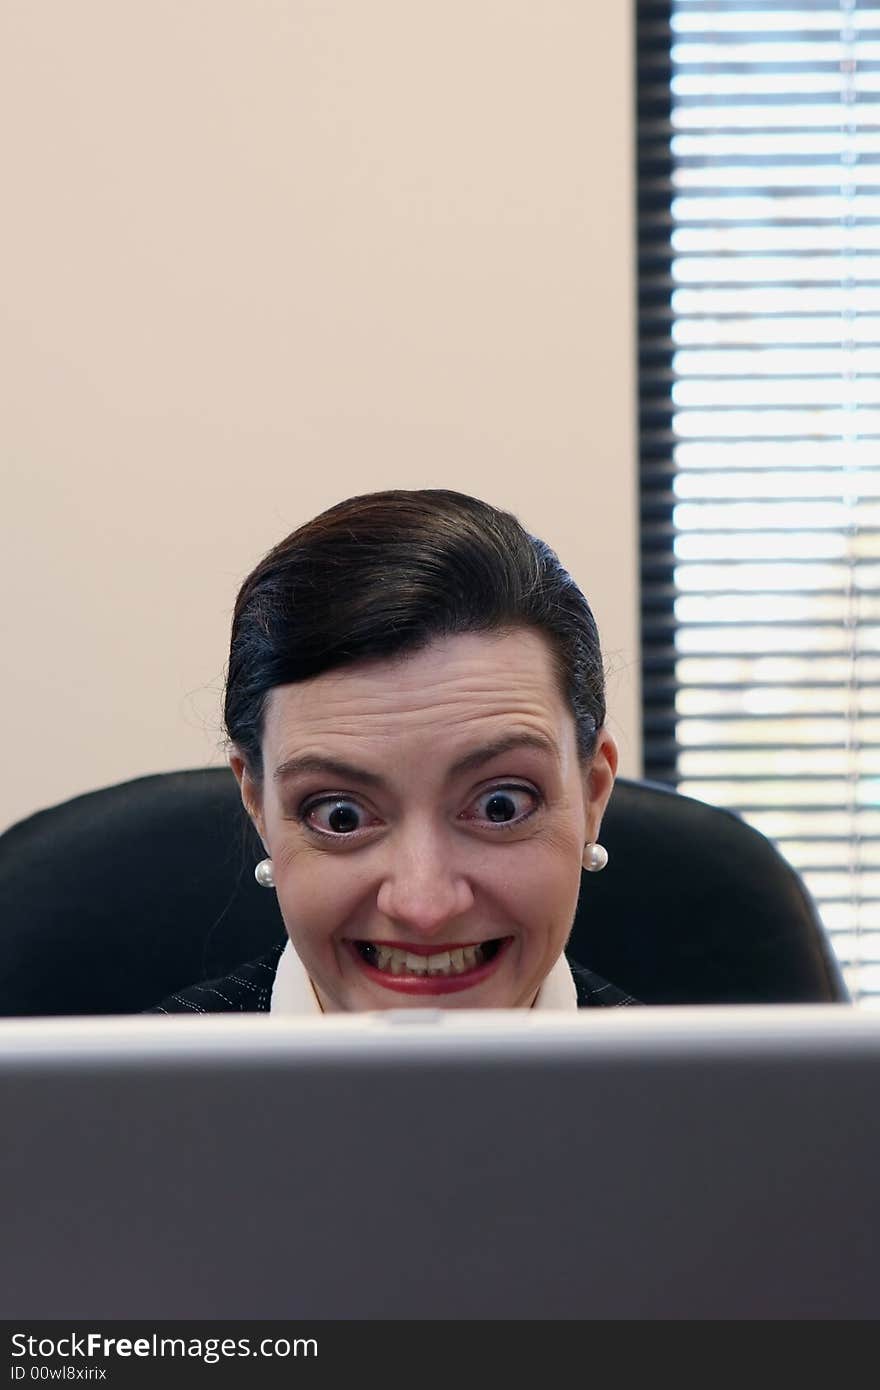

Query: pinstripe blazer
left=147, top=942, right=640, bottom=1013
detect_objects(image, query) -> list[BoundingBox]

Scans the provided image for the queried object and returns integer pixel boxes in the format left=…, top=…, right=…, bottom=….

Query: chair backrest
left=0, top=768, right=848, bottom=1015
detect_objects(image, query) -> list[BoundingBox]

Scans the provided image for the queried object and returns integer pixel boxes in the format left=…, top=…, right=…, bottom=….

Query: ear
left=581, top=727, right=618, bottom=845
left=228, top=749, right=268, bottom=849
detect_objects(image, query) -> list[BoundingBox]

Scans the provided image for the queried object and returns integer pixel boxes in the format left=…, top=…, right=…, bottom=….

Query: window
left=636, top=0, right=880, bottom=1002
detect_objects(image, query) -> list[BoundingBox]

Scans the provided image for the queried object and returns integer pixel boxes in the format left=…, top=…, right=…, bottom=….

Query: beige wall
left=1, top=0, right=640, bottom=832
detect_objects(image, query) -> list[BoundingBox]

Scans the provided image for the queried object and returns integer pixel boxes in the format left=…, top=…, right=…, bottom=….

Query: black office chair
left=0, top=768, right=848, bottom=1015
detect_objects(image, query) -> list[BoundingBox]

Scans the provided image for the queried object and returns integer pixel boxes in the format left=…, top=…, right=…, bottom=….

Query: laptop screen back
left=1, top=1006, right=877, bottom=1319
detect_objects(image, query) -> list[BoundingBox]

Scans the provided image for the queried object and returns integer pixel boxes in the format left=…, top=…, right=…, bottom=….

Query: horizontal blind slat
left=639, top=0, right=880, bottom=997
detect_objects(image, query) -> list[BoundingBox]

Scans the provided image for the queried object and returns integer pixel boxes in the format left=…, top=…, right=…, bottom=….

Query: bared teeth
left=362, top=943, right=489, bottom=976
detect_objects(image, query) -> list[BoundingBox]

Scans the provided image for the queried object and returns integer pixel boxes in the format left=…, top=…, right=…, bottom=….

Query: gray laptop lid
left=1, top=1006, right=878, bottom=1320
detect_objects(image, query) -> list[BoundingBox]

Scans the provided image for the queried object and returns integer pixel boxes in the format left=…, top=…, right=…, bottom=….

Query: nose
left=375, top=824, right=475, bottom=938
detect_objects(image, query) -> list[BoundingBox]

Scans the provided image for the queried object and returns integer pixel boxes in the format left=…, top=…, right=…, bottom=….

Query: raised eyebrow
left=273, top=755, right=384, bottom=787
left=273, top=733, right=559, bottom=789
left=448, top=732, right=560, bottom=778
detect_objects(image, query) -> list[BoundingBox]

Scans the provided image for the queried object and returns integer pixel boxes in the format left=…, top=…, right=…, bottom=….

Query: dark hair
left=224, top=489, right=606, bottom=780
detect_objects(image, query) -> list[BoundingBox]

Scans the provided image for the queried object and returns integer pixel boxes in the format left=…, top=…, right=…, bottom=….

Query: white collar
left=270, top=938, right=325, bottom=1015
left=269, top=939, right=578, bottom=1014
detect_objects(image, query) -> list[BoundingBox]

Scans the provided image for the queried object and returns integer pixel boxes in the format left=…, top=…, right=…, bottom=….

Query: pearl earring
left=583, top=842, right=608, bottom=873
left=254, top=858, right=275, bottom=889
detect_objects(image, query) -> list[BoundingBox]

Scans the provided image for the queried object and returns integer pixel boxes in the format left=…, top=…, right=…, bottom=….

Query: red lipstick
left=345, top=937, right=512, bottom=995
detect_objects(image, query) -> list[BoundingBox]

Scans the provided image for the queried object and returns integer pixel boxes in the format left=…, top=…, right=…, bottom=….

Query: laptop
left=1, top=1005, right=878, bottom=1319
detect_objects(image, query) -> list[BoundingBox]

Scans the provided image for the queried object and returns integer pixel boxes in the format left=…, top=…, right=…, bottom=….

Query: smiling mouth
left=357, top=939, right=502, bottom=976
left=347, top=937, right=511, bottom=993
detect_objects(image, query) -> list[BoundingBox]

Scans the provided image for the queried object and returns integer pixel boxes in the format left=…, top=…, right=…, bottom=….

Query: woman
left=150, top=488, right=637, bottom=1013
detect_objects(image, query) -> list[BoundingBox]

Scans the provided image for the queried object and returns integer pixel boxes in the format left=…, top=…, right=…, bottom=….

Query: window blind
left=636, top=0, right=880, bottom=1003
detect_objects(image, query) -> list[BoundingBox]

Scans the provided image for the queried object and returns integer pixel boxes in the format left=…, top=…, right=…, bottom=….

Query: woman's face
left=231, top=628, right=617, bottom=1011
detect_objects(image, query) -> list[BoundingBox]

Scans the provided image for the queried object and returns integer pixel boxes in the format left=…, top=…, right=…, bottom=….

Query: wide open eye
left=301, top=797, right=371, bottom=836
left=465, top=785, right=540, bottom=829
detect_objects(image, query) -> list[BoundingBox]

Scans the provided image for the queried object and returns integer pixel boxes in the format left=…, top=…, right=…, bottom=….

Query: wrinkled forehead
left=261, top=630, right=577, bottom=770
